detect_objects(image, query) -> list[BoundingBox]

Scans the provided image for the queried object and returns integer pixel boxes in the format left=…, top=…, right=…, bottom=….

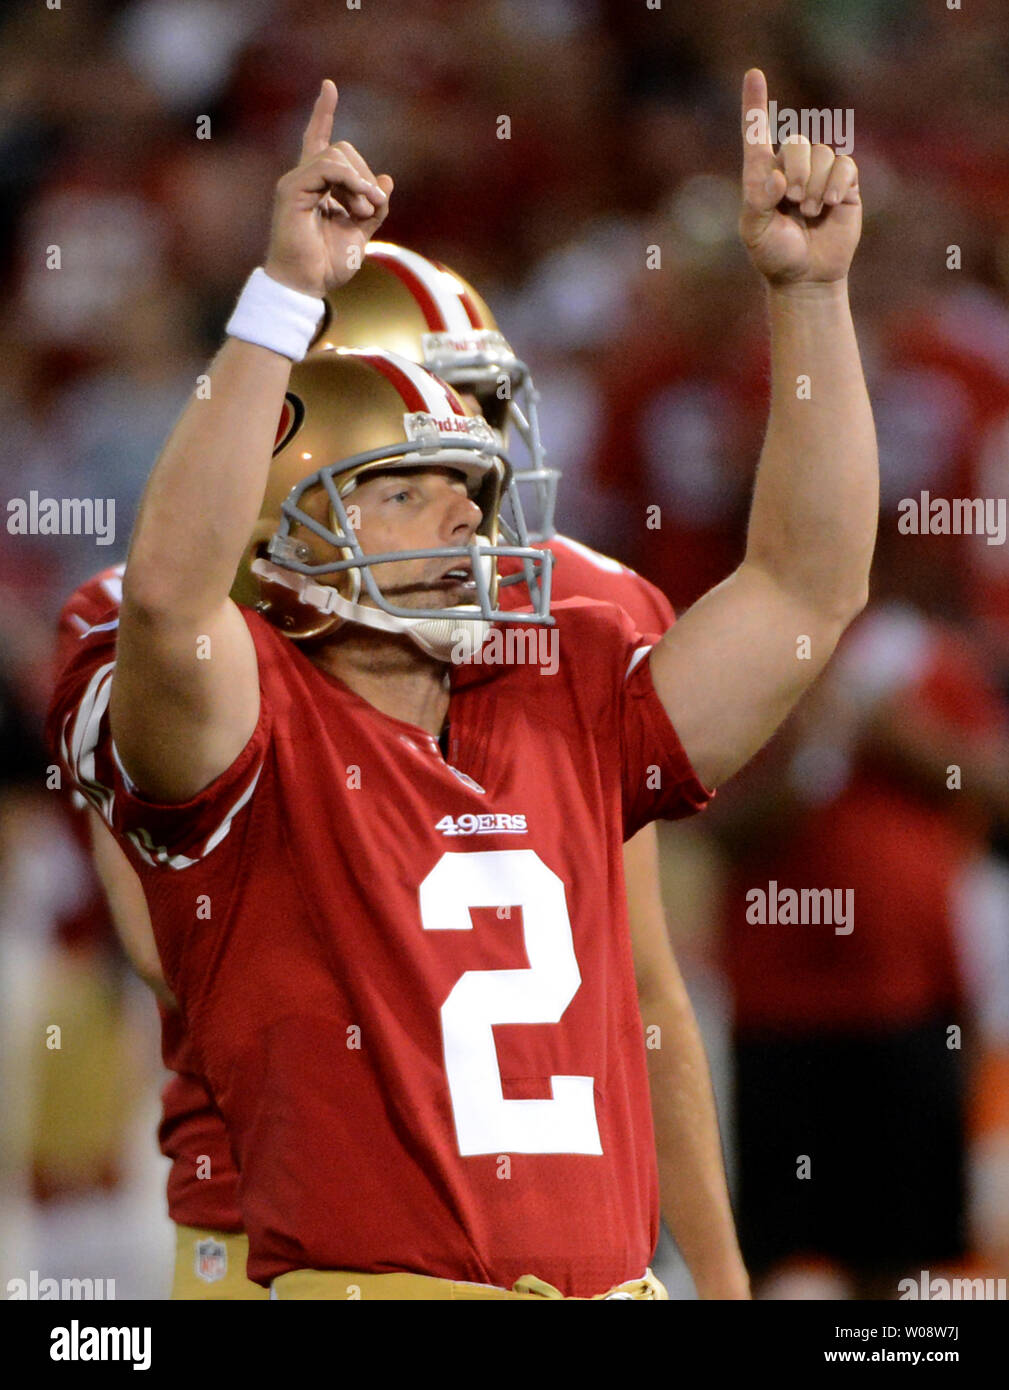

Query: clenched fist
left=265, top=79, right=394, bottom=298
left=739, top=69, right=861, bottom=286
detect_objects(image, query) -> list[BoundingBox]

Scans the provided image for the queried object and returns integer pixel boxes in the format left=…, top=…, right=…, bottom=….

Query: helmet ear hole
left=478, top=392, right=509, bottom=434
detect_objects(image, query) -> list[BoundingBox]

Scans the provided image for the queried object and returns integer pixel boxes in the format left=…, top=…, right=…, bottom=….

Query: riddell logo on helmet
left=436, top=416, right=477, bottom=433
left=435, top=337, right=498, bottom=356
left=404, top=412, right=494, bottom=444
left=424, top=331, right=509, bottom=357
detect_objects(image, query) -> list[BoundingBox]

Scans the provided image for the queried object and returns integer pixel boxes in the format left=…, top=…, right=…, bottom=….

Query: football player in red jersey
left=308, top=240, right=753, bottom=1296
left=49, top=70, right=875, bottom=1298
left=57, top=247, right=749, bottom=1300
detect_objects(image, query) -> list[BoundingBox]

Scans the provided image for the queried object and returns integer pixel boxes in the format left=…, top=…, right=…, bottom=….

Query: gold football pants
left=271, top=1267, right=667, bottom=1300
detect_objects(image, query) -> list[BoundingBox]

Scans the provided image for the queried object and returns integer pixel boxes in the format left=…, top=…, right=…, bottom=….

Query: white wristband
left=225, top=268, right=325, bottom=362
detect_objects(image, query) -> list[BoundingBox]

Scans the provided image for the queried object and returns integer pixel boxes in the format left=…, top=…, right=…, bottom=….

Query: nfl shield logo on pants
left=195, top=1237, right=228, bottom=1284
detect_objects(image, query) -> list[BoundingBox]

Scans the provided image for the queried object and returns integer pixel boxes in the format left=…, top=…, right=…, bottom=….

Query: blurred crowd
left=3, top=0, right=1009, bottom=1298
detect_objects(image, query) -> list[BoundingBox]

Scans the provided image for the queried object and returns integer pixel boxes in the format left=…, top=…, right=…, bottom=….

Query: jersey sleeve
left=540, top=535, right=677, bottom=633
left=46, top=608, right=273, bottom=871
left=553, top=600, right=711, bottom=838
left=619, top=572, right=675, bottom=635
left=619, top=635, right=712, bottom=837
left=54, top=566, right=125, bottom=674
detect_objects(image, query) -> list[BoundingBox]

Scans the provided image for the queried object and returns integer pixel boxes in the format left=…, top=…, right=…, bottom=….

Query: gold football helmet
left=310, top=242, right=559, bottom=542
left=230, top=348, right=551, bottom=658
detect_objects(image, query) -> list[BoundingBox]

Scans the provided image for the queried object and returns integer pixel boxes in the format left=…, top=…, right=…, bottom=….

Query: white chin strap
left=250, top=558, right=490, bottom=662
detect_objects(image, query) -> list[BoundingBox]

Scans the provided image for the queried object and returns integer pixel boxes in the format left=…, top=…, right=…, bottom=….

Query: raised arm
left=651, top=69, right=877, bottom=789
left=110, top=81, right=392, bottom=801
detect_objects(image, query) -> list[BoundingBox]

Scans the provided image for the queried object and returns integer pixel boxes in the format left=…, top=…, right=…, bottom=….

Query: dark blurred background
left=2, top=0, right=1009, bottom=1299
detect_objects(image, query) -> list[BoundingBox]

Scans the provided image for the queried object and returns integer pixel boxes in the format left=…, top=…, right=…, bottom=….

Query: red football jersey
left=513, top=534, right=677, bottom=632
left=56, top=542, right=677, bottom=1241
left=48, top=598, right=707, bottom=1294
left=54, top=564, right=125, bottom=668
left=158, top=1004, right=243, bottom=1230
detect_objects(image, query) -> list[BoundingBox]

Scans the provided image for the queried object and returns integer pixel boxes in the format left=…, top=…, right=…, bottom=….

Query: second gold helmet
left=311, top=242, right=559, bottom=543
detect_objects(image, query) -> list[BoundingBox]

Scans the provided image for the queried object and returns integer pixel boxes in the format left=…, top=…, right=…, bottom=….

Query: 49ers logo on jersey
left=435, top=812, right=527, bottom=837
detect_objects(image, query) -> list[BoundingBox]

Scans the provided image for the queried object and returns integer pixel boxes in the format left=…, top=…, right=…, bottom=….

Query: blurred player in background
left=1, top=598, right=137, bottom=1267
left=54, top=564, right=268, bottom=1299
left=712, top=535, right=1009, bottom=1299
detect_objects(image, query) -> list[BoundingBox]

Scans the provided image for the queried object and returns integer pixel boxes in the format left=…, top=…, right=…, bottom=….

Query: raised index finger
left=300, top=79, right=338, bottom=163
left=741, top=67, right=774, bottom=175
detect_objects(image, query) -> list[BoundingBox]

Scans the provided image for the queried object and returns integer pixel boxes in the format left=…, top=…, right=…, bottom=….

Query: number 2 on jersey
left=419, top=849, right=602, bottom=1157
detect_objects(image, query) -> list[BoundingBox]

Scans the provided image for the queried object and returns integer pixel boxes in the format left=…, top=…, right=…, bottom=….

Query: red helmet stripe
left=419, top=370, right=469, bottom=416
left=360, top=352, right=431, bottom=413
left=431, top=257, right=484, bottom=329
left=368, top=251, right=447, bottom=332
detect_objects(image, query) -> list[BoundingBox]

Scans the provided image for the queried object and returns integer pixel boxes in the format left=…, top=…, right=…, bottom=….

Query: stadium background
left=2, top=0, right=1008, bottom=1298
